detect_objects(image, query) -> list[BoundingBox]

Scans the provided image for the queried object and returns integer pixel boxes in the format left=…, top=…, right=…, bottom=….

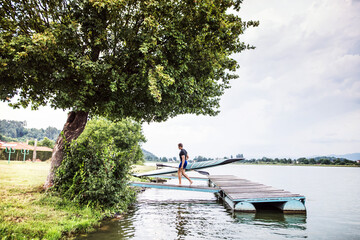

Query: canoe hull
left=133, top=158, right=244, bottom=177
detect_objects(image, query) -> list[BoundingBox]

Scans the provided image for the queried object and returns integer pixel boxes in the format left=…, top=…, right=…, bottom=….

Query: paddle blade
left=195, top=170, right=210, bottom=175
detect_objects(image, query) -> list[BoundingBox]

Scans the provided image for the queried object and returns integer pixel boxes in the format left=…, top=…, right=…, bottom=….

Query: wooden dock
left=130, top=174, right=306, bottom=213
left=208, top=175, right=306, bottom=213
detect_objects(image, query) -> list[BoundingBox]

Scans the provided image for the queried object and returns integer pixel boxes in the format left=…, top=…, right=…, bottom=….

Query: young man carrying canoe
left=178, top=143, right=193, bottom=185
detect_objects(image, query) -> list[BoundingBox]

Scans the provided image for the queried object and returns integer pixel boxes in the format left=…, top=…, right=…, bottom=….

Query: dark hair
left=178, top=143, right=183, bottom=148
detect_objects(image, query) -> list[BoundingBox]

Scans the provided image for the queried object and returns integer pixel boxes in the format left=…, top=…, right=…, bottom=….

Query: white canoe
left=133, top=158, right=244, bottom=177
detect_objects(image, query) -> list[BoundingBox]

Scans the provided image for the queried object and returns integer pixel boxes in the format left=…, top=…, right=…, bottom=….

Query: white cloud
left=142, top=0, right=360, bottom=159
left=0, top=103, right=67, bottom=129
left=1, top=0, right=359, bottom=159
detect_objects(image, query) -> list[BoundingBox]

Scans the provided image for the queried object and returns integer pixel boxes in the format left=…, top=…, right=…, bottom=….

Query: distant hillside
left=312, top=156, right=347, bottom=161
left=307, top=153, right=360, bottom=161
left=329, top=153, right=360, bottom=161
left=142, top=149, right=159, bottom=161
left=0, top=119, right=60, bottom=142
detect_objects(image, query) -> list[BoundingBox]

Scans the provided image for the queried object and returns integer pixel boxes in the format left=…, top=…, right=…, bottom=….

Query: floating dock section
left=208, top=175, right=306, bottom=213
left=131, top=175, right=306, bottom=213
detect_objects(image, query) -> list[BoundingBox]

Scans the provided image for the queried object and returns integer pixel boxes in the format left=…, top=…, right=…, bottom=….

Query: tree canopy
left=1, top=0, right=259, bottom=188
left=0, top=0, right=258, bottom=122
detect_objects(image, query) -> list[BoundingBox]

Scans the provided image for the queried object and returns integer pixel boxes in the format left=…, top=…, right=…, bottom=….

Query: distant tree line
left=0, top=119, right=60, bottom=142
left=193, top=156, right=214, bottom=162
left=242, top=157, right=358, bottom=166
left=193, top=154, right=244, bottom=162
left=143, top=152, right=217, bottom=163
left=142, top=149, right=358, bottom=166
left=142, top=151, right=246, bottom=163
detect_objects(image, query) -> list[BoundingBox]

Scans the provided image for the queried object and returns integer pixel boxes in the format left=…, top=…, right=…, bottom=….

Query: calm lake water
left=78, top=164, right=360, bottom=240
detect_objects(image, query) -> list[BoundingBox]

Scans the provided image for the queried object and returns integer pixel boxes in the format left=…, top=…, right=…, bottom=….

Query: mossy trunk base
left=44, top=111, right=88, bottom=190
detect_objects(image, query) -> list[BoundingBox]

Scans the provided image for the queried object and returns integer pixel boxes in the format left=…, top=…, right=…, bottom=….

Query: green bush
left=38, top=137, right=55, bottom=149
left=28, top=137, right=55, bottom=149
left=53, top=117, right=145, bottom=212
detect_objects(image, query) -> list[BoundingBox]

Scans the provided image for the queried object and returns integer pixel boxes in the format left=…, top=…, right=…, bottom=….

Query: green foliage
left=28, top=137, right=55, bottom=148
left=0, top=120, right=26, bottom=138
left=54, top=117, right=145, bottom=210
left=0, top=119, right=60, bottom=141
left=1, top=0, right=259, bottom=123
left=38, top=137, right=55, bottom=149
left=159, top=157, right=169, bottom=162
left=0, top=133, right=17, bottom=142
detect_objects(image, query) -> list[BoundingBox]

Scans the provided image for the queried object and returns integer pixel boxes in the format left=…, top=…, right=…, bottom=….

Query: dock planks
left=208, top=175, right=305, bottom=202
left=207, top=175, right=306, bottom=213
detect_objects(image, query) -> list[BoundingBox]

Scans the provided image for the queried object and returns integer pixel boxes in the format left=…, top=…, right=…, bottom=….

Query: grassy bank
left=0, top=161, right=154, bottom=239
left=0, top=160, right=103, bottom=239
left=132, top=164, right=156, bottom=174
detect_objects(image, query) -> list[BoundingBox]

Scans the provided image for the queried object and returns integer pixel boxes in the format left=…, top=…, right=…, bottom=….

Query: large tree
left=0, top=0, right=258, bottom=188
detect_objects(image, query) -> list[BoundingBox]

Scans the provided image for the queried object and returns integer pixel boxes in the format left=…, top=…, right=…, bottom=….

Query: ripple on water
left=78, top=200, right=307, bottom=240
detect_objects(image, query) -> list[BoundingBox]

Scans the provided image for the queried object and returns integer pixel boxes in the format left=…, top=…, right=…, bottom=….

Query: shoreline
left=143, top=160, right=359, bottom=168
left=234, top=162, right=360, bottom=167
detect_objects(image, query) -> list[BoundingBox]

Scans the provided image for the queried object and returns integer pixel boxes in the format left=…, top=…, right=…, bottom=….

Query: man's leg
left=178, top=169, right=182, bottom=185
left=181, top=169, right=193, bottom=185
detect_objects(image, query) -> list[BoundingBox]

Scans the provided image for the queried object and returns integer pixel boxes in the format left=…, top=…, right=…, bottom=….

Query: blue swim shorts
left=179, top=161, right=187, bottom=169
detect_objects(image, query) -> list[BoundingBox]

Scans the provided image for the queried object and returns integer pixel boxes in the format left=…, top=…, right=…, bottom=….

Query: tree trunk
left=32, top=139, right=37, bottom=161
left=43, top=111, right=89, bottom=190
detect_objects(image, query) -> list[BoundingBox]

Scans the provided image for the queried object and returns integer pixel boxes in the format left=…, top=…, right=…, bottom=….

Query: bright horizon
left=1, top=0, right=359, bottom=159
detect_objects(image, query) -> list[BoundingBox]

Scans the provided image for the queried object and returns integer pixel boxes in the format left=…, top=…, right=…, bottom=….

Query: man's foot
left=189, top=181, right=193, bottom=185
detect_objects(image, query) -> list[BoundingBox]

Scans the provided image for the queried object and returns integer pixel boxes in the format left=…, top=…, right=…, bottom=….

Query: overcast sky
left=1, top=0, right=359, bottom=159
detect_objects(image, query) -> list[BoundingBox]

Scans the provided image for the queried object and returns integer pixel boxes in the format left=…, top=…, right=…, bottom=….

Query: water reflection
left=175, top=205, right=189, bottom=239
left=233, top=211, right=307, bottom=230
left=79, top=202, right=308, bottom=240
left=78, top=176, right=309, bottom=239
left=78, top=164, right=360, bottom=239
left=116, top=207, right=136, bottom=239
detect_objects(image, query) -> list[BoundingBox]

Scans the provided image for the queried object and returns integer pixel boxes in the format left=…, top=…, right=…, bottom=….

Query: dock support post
left=279, top=200, right=306, bottom=213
